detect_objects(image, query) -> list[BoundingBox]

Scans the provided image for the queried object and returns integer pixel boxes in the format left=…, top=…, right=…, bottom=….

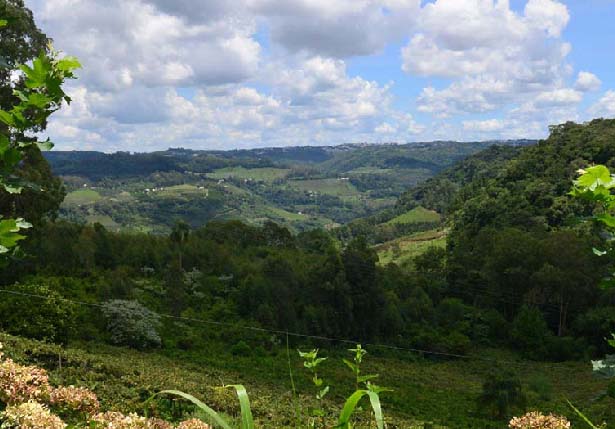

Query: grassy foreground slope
left=1, top=332, right=611, bottom=428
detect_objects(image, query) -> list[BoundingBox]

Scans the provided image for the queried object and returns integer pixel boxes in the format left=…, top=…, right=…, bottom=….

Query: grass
left=63, top=189, right=102, bottom=206
left=375, top=229, right=447, bottom=266
left=289, top=179, right=360, bottom=197
left=156, top=184, right=209, bottom=198
left=385, top=207, right=441, bottom=225
left=207, top=167, right=290, bottom=183
left=0, top=332, right=612, bottom=428
left=85, top=214, right=120, bottom=231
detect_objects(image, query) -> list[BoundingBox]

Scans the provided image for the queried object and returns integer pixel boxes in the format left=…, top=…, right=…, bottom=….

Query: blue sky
left=24, top=0, right=615, bottom=152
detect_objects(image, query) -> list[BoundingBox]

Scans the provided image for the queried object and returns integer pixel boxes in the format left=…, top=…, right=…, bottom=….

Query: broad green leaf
left=596, top=213, right=615, bottom=228
left=226, top=384, right=254, bottom=429
left=36, top=139, right=54, bottom=151
left=337, top=389, right=368, bottom=429
left=150, top=390, right=232, bottom=429
left=366, top=390, right=385, bottom=429
left=0, top=19, right=7, bottom=28
left=593, top=248, right=608, bottom=256
left=576, top=165, right=614, bottom=190
left=0, top=110, right=15, bottom=126
left=56, top=56, right=82, bottom=72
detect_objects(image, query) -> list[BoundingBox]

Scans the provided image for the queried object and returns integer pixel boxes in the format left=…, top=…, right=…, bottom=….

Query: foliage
left=478, top=371, right=526, bottom=420
left=0, top=10, right=79, bottom=259
left=0, top=279, right=76, bottom=343
left=101, top=300, right=162, bottom=349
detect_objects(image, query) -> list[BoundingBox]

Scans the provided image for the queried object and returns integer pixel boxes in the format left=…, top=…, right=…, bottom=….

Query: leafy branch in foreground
left=568, top=164, right=615, bottom=427
left=0, top=15, right=80, bottom=259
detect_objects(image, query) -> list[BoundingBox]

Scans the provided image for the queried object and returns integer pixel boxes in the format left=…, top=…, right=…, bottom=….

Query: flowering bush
left=101, top=300, right=162, bottom=349
left=0, top=341, right=212, bottom=429
left=176, top=419, right=212, bottom=429
left=50, top=385, right=100, bottom=415
left=91, top=411, right=173, bottom=429
left=0, top=356, right=50, bottom=404
left=0, top=401, right=66, bottom=429
left=509, top=411, right=571, bottom=429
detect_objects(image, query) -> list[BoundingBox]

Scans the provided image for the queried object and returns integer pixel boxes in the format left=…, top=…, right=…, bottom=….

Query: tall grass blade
left=151, top=390, right=232, bottom=429
left=366, top=390, right=385, bottom=429
left=567, top=400, right=600, bottom=429
left=226, top=384, right=254, bottom=429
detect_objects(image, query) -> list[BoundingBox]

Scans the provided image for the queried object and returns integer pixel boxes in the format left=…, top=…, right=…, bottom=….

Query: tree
left=169, top=220, right=190, bottom=271
left=0, top=9, right=80, bottom=259
left=342, top=237, right=384, bottom=340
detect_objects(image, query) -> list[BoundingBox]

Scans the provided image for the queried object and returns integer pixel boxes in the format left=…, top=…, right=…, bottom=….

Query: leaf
left=337, top=390, right=368, bottom=429
left=0, top=19, right=7, bottom=27
left=593, top=248, right=608, bottom=256
left=567, top=400, right=602, bottom=429
left=575, top=165, right=614, bottom=190
left=343, top=358, right=358, bottom=373
left=358, top=374, right=379, bottom=383
left=149, top=390, right=232, bottom=429
left=36, top=139, right=54, bottom=151
left=0, top=110, right=15, bottom=126
left=366, top=390, right=385, bottom=429
left=596, top=213, right=615, bottom=228
left=56, top=56, right=82, bottom=72
left=226, top=385, right=254, bottom=429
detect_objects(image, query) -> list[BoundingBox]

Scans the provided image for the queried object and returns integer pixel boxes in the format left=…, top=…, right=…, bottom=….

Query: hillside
left=46, top=140, right=534, bottom=233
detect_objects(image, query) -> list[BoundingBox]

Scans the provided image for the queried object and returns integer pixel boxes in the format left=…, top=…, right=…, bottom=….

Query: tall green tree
left=0, top=4, right=80, bottom=259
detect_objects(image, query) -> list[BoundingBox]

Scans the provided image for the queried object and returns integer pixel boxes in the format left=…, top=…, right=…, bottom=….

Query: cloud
left=29, top=0, right=261, bottom=90
left=575, top=71, right=601, bottom=92
left=249, top=0, right=421, bottom=58
left=22, top=0, right=601, bottom=150
left=404, top=0, right=578, bottom=118
left=463, top=118, right=506, bottom=133
left=589, top=91, right=615, bottom=118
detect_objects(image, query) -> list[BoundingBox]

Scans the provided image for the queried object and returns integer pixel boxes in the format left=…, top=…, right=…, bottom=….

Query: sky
left=23, top=0, right=615, bottom=152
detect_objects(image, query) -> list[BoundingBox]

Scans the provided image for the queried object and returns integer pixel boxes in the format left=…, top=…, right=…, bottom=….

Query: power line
left=0, top=288, right=607, bottom=377
left=0, top=288, right=510, bottom=363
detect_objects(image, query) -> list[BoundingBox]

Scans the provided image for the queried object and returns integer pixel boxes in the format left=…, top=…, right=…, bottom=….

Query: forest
left=1, top=1, right=615, bottom=428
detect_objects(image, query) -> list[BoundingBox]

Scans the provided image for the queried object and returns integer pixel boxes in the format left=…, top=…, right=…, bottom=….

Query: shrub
left=0, top=401, right=66, bottom=429
left=101, top=300, right=161, bottom=349
left=479, top=371, right=526, bottom=419
left=509, top=411, right=570, bottom=429
left=230, top=340, right=251, bottom=357
left=0, top=280, right=76, bottom=344
left=511, top=306, right=551, bottom=359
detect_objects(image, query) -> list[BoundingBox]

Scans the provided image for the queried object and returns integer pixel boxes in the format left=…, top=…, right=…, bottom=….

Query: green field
left=1, top=332, right=610, bottom=428
left=85, top=214, right=120, bottom=231
left=156, top=184, right=209, bottom=197
left=207, top=167, right=290, bottom=182
left=386, top=206, right=441, bottom=225
left=376, top=229, right=447, bottom=266
left=289, top=178, right=360, bottom=196
left=63, top=189, right=102, bottom=206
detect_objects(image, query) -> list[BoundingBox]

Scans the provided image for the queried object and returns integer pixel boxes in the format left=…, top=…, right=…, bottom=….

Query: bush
left=510, top=306, right=552, bottom=359
left=230, top=340, right=251, bottom=357
left=478, top=371, right=526, bottom=419
left=527, top=374, right=553, bottom=401
left=100, top=300, right=161, bottom=349
left=0, top=280, right=76, bottom=344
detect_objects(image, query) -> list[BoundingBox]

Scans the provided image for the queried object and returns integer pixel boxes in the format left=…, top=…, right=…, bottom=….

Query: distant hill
left=45, top=139, right=536, bottom=233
